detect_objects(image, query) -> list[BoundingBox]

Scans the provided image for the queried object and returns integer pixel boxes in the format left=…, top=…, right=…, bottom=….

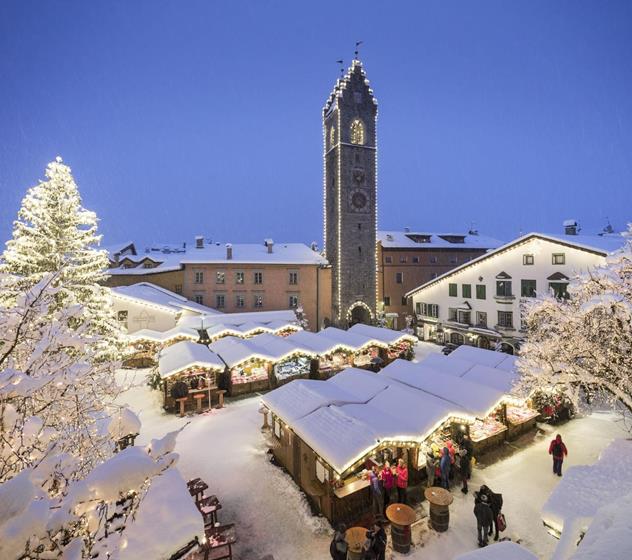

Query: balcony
left=494, top=294, right=515, bottom=303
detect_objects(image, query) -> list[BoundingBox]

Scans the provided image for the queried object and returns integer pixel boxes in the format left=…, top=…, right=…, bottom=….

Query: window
left=358, top=223, right=362, bottom=230
left=143, top=262, right=154, bottom=269
left=350, top=119, right=365, bottom=145
left=216, top=271, right=225, bottom=284
left=235, top=271, right=244, bottom=284
left=194, top=294, right=204, bottom=305
left=289, top=295, right=299, bottom=308
left=174, top=284, right=183, bottom=294
left=449, top=283, right=457, bottom=297
left=462, top=284, right=472, bottom=298
left=431, top=272, right=438, bottom=279
left=497, top=311, right=514, bottom=329
left=523, top=254, right=534, bottom=265
left=549, top=282, right=569, bottom=299
left=415, top=302, right=421, bottom=314
left=399, top=256, right=407, bottom=264
left=316, top=459, right=329, bottom=483
left=457, top=310, right=471, bottom=325
left=476, top=284, right=486, bottom=300
left=358, top=246, right=362, bottom=256
left=448, top=308, right=457, bottom=321
left=194, top=271, right=204, bottom=284
left=254, top=295, right=263, bottom=308
left=476, top=311, right=487, bottom=327
left=384, top=296, right=391, bottom=306
left=395, top=272, right=403, bottom=284
left=430, top=256, right=438, bottom=264
left=235, top=294, right=245, bottom=308
left=385, top=256, right=392, bottom=264
left=419, top=303, right=439, bottom=318
left=254, top=272, right=263, bottom=285
left=552, top=253, right=566, bottom=265
left=450, top=256, right=458, bottom=264
left=521, top=279, right=537, bottom=297
left=329, top=126, right=335, bottom=147
left=289, top=271, right=298, bottom=285
left=117, top=310, right=128, bottom=329
left=401, top=296, right=407, bottom=305
left=412, top=256, right=420, bottom=263
left=496, top=280, right=512, bottom=297
left=215, top=294, right=225, bottom=309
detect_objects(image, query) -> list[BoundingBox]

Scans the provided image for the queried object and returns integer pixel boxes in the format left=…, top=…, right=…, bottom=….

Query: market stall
left=285, top=331, right=349, bottom=379
left=248, top=333, right=315, bottom=387
left=124, top=329, right=163, bottom=368
left=349, top=323, right=416, bottom=363
left=208, top=336, right=274, bottom=396
left=320, top=327, right=387, bottom=371
left=158, top=341, right=226, bottom=413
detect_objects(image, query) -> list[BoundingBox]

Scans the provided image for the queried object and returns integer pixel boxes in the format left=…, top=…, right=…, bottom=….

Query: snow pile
left=542, top=439, right=632, bottom=559
left=118, top=468, right=203, bottom=560
left=108, top=408, right=142, bottom=440
left=572, top=491, right=632, bottom=560
left=455, top=541, right=537, bottom=560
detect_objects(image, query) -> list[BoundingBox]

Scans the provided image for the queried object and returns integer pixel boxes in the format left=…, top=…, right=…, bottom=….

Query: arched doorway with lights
left=347, top=301, right=373, bottom=326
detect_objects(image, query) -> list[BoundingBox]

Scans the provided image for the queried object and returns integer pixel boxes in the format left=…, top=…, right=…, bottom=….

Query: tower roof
left=323, top=59, right=378, bottom=116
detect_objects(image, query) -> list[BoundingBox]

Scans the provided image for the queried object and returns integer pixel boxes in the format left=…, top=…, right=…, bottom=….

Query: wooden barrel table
left=345, top=526, right=368, bottom=560
left=424, top=487, right=454, bottom=532
left=385, top=503, right=416, bottom=554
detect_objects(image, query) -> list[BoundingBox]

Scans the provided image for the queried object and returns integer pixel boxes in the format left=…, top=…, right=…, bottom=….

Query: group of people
left=330, top=520, right=387, bottom=560
left=367, top=458, right=409, bottom=516
left=473, top=484, right=504, bottom=547
left=425, top=435, right=474, bottom=494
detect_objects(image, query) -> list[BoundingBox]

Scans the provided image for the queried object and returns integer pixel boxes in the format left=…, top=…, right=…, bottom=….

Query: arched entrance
left=347, top=302, right=373, bottom=326
left=499, top=342, right=515, bottom=355
left=450, top=332, right=465, bottom=346
left=478, top=336, right=491, bottom=350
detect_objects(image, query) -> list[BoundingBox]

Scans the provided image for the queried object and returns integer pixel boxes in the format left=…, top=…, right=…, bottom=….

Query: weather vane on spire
left=354, top=41, right=363, bottom=60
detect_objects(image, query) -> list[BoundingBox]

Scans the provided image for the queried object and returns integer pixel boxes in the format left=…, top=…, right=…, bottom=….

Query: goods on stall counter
left=232, top=366, right=269, bottom=384
left=506, top=405, right=539, bottom=424
left=469, top=417, right=506, bottom=442
left=274, top=356, right=311, bottom=380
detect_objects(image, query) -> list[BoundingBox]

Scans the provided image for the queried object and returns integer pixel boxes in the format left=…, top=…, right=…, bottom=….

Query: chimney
left=226, top=243, right=233, bottom=260
left=264, top=239, right=274, bottom=253
left=195, top=236, right=204, bottom=249
left=404, top=226, right=410, bottom=233
left=182, top=242, right=186, bottom=249
left=310, top=241, right=318, bottom=252
left=563, top=219, right=579, bottom=236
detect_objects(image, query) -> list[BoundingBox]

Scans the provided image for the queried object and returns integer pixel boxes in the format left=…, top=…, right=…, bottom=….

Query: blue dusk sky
left=1, top=1, right=632, bottom=249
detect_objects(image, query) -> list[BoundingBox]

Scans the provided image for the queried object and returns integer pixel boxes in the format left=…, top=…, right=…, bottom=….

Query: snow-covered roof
left=158, top=341, right=225, bottom=378
left=406, top=232, right=628, bottom=298
left=455, top=541, right=537, bottom=560
left=378, top=230, right=503, bottom=250
left=109, top=242, right=328, bottom=274
left=286, top=330, right=348, bottom=355
left=111, top=282, right=220, bottom=315
left=103, top=241, right=136, bottom=257
left=179, top=309, right=298, bottom=330
left=320, top=326, right=388, bottom=351
left=248, top=332, right=315, bottom=360
left=421, top=353, right=475, bottom=376
left=379, top=359, right=505, bottom=419
left=348, top=323, right=416, bottom=345
left=541, top=439, right=632, bottom=556
left=450, top=345, right=508, bottom=368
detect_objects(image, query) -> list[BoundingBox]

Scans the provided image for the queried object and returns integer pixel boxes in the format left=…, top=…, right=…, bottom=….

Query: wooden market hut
left=349, top=323, right=417, bottom=363
left=285, top=330, right=355, bottom=379
left=319, top=327, right=388, bottom=370
left=124, top=329, right=164, bottom=368
left=158, top=341, right=226, bottom=413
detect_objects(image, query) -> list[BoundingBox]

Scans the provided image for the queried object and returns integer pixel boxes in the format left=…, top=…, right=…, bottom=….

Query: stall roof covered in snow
left=112, top=282, right=220, bottom=315
left=379, top=359, right=506, bottom=419
left=455, top=541, right=537, bottom=560
left=178, top=309, right=299, bottom=330
left=158, top=341, right=225, bottom=378
left=349, top=323, right=416, bottom=345
left=286, top=330, right=349, bottom=355
left=450, top=345, right=509, bottom=368
left=128, top=325, right=200, bottom=344
left=541, top=439, right=632, bottom=558
left=320, top=326, right=388, bottom=351
left=378, top=230, right=503, bottom=250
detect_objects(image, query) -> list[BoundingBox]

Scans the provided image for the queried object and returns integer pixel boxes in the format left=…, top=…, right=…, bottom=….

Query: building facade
left=323, top=59, right=378, bottom=326
left=105, top=240, right=332, bottom=331
left=378, top=230, right=502, bottom=329
left=407, top=231, right=626, bottom=353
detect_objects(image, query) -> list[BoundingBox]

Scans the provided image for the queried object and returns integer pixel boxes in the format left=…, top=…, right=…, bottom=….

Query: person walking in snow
left=480, top=484, right=503, bottom=541
left=548, top=434, right=568, bottom=476
left=329, top=523, right=348, bottom=560
left=440, top=446, right=451, bottom=490
left=473, top=492, right=494, bottom=547
left=395, top=458, right=409, bottom=504
left=425, top=449, right=437, bottom=488
left=380, top=461, right=394, bottom=512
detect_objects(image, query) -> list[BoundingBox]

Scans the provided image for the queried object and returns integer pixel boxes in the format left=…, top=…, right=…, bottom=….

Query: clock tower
left=323, top=59, right=378, bottom=326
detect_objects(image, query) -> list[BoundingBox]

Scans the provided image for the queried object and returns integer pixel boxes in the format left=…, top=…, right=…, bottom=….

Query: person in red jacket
left=380, top=461, right=394, bottom=512
left=548, top=434, right=568, bottom=476
left=395, top=458, right=408, bottom=504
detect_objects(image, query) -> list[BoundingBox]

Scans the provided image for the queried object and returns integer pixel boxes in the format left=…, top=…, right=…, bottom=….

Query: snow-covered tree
left=518, top=227, right=632, bottom=417
left=1, top=157, right=121, bottom=359
left=294, top=305, right=309, bottom=331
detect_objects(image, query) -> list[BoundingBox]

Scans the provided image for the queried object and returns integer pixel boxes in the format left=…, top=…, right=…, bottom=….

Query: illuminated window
left=329, top=126, right=335, bottom=147
left=350, top=119, right=365, bottom=145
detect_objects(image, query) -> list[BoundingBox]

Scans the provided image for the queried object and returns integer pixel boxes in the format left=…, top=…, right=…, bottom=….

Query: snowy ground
left=116, top=367, right=628, bottom=560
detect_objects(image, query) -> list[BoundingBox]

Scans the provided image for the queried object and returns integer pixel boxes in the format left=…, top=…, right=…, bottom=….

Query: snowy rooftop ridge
left=378, top=230, right=503, bottom=250
left=158, top=341, right=225, bottom=378
left=111, top=282, right=221, bottom=315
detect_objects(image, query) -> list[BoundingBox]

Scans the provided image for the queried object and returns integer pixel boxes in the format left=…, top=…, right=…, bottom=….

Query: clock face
left=349, top=189, right=369, bottom=212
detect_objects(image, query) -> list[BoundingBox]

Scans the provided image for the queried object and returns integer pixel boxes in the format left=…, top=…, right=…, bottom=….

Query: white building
left=407, top=230, right=626, bottom=354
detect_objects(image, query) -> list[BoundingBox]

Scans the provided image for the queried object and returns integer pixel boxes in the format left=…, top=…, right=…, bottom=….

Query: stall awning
left=128, top=325, right=199, bottom=345
left=286, top=330, right=347, bottom=355
left=158, top=341, right=225, bottom=379
left=348, top=323, right=416, bottom=346
left=320, top=327, right=388, bottom=351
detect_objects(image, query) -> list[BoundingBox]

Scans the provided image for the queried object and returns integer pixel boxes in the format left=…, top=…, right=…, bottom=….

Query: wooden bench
left=203, top=523, right=236, bottom=560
